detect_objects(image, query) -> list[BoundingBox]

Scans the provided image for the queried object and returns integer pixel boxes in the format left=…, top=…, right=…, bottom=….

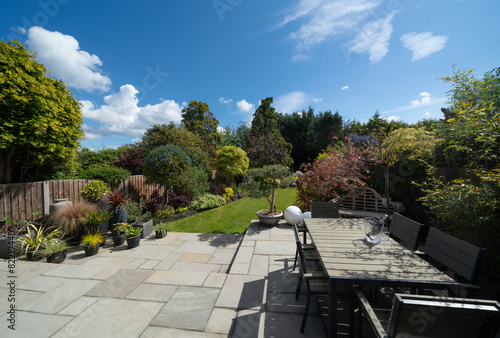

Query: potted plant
left=112, top=222, right=130, bottom=246
left=0, top=210, right=44, bottom=259
left=125, top=200, right=153, bottom=238
left=18, top=224, right=62, bottom=260
left=239, top=164, right=290, bottom=226
left=125, top=226, right=142, bottom=249
left=38, top=238, right=70, bottom=263
left=153, top=223, right=168, bottom=239
left=79, top=180, right=111, bottom=210
left=82, top=209, right=112, bottom=235
left=107, top=190, right=130, bottom=232
left=81, top=231, right=104, bottom=256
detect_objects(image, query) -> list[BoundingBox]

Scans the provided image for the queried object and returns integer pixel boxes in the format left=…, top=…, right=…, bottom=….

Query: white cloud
left=347, top=11, right=395, bottom=64
left=385, top=115, right=398, bottom=122
left=219, top=97, right=233, bottom=105
left=382, top=92, right=446, bottom=115
left=81, top=84, right=182, bottom=139
left=401, top=32, right=448, bottom=61
left=341, top=85, right=349, bottom=90
left=281, top=0, right=386, bottom=62
left=236, top=99, right=255, bottom=113
left=25, top=26, right=111, bottom=92
left=411, top=92, right=432, bottom=107
left=274, top=91, right=321, bottom=114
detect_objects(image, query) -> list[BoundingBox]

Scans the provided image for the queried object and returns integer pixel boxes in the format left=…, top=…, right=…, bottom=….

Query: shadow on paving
left=197, top=233, right=244, bottom=247
left=230, top=257, right=333, bottom=337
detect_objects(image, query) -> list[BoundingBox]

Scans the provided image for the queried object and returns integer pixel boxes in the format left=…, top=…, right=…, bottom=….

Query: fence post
left=43, top=181, right=50, bottom=215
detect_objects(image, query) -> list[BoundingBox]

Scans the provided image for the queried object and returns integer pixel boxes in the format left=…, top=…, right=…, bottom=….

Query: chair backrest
left=311, top=202, right=339, bottom=218
left=387, top=293, right=500, bottom=338
left=424, top=227, right=485, bottom=284
left=389, top=212, right=423, bottom=251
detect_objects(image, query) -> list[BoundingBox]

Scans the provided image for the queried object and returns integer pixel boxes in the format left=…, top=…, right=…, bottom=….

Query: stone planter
left=132, top=220, right=153, bottom=238
left=256, top=210, right=283, bottom=226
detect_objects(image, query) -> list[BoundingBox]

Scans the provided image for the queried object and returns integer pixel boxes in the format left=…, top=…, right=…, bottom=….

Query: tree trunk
left=0, top=148, right=15, bottom=184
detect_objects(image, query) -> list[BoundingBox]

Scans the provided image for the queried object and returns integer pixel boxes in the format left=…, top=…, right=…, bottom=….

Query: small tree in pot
left=239, top=164, right=290, bottom=226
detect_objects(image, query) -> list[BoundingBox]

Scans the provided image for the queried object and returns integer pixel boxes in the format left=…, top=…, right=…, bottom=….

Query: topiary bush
left=143, top=144, right=192, bottom=190
left=177, top=166, right=209, bottom=199
left=191, top=194, right=226, bottom=211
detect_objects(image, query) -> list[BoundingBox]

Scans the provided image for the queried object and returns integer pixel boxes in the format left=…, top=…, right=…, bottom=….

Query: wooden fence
left=0, top=175, right=163, bottom=221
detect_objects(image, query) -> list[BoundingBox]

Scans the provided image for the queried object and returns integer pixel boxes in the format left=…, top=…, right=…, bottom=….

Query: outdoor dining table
left=303, top=217, right=460, bottom=338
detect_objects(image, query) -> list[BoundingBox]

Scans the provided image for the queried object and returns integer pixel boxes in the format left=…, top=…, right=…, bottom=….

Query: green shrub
left=79, top=165, right=131, bottom=187
left=125, top=199, right=153, bottom=223
left=143, top=144, right=192, bottom=190
left=177, top=166, right=209, bottom=198
left=191, top=194, right=226, bottom=210
left=223, top=187, right=234, bottom=201
left=175, top=206, right=188, bottom=214
left=280, top=175, right=298, bottom=188
left=79, top=180, right=111, bottom=202
left=155, top=207, right=175, bottom=219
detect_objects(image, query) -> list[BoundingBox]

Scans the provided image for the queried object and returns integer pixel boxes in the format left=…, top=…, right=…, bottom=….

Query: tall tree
left=251, top=97, right=281, bottom=135
left=139, top=123, right=209, bottom=170
left=281, top=108, right=343, bottom=170
left=181, top=101, right=221, bottom=148
left=0, top=41, right=84, bottom=183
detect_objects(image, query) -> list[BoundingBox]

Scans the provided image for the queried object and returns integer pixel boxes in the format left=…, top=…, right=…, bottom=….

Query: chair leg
left=300, top=281, right=311, bottom=333
left=295, top=273, right=302, bottom=300
left=293, top=248, right=298, bottom=271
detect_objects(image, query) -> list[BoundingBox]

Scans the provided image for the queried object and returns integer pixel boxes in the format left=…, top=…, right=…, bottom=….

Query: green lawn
left=165, top=188, right=298, bottom=234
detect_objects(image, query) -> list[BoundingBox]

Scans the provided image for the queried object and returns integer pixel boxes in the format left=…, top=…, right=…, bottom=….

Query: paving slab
left=85, top=268, right=153, bottom=298
left=124, top=244, right=176, bottom=260
left=216, top=274, right=267, bottom=310
left=248, top=254, right=269, bottom=276
left=0, top=287, right=41, bottom=309
left=0, top=311, right=73, bottom=337
left=52, top=298, right=164, bottom=338
left=154, top=252, right=184, bottom=271
left=207, top=248, right=236, bottom=265
left=145, top=270, right=209, bottom=286
left=254, top=240, right=295, bottom=256
left=233, top=309, right=326, bottom=338
left=18, top=278, right=101, bottom=314
left=42, top=263, right=105, bottom=279
left=229, top=263, right=250, bottom=275
left=205, top=307, right=237, bottom=335
left=174, top=240, right=219, bottom=255
left=169, top=261, right=222, bottom=274
left=17, top=275, right=68, bottom=292
left=203, top=273, right=227, bottom=288
left=179, top=253, right=212, bottom=263
left=266, top=291, right=320, bottom=315
left=126, top=283, right=178, bottom=302
left=139, top=259, right=160, bottom=269
left=151, top=286, right=220, bottom=331
left=12, top=262, right=59, bottom=284
left=58, top=296, right=99, bottom=316
left=233, top=246, right=254, bottom=264
left=146, top=231, right=183, bottom=245
left=140, top=326, right=226, bottom=338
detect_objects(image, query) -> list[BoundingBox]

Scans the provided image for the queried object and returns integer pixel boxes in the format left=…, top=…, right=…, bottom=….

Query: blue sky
left=1, top=0, right=499, bottom=149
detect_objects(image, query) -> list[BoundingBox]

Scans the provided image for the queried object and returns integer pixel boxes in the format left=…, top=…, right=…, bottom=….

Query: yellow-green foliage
left=223, top=187, right=234, bottom=201
left=175, top=206, right=188, bottom=214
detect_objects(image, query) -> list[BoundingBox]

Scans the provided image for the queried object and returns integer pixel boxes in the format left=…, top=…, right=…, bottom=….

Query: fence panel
left=0, top=175, right=161, bottom=222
